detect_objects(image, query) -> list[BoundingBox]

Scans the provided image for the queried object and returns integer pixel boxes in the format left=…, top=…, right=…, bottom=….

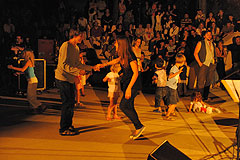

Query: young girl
left=74, top=52, right=87, bottom=107
left=103, top=64, right=122, bottom=120
left=7, top=49, right=47, bottom=114
left=188, top=92, right=221, bottom=114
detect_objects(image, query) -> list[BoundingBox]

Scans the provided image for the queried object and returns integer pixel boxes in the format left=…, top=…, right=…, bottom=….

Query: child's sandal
left=163, top=116, right=176, bottom=121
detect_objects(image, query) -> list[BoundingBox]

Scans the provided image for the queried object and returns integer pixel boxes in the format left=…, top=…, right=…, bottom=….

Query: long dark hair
left=117, top=36, right=133, bottom=68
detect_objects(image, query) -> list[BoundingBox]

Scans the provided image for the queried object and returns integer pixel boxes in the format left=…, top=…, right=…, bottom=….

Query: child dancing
left=103, top=64, right=122, bottom=120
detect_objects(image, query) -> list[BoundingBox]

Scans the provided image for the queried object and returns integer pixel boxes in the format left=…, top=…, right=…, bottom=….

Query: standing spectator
left=194, top=31, right=217, bottom=101
left=7, top=49, right=47, bottom=114
left=227, top=36, right=240, bottom=71
left=55, top=28, right=97, bottom=136
left=216, top=40, right=227, bottom=83
left=155, top=11, right=164, bottom=32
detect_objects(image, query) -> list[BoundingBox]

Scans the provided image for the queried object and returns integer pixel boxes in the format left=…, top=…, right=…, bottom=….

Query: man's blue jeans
left=56, top=79, right=75, bottom=133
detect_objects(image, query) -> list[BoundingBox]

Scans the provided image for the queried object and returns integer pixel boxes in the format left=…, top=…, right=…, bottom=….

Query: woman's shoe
left=130, top=126, right=146, bottom=140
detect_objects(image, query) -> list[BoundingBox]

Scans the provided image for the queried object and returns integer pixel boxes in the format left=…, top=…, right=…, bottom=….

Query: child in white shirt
left=103, top=64, right=122, bottom=120
left=188, top=91, right=221, bottom=114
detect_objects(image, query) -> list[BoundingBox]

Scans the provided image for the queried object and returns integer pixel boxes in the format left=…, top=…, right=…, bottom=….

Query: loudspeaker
left=147, top=140, right=191, bottom=160
left=38, top=39, right=54, bottom=64
left=18, top=59, right=46, bottom=91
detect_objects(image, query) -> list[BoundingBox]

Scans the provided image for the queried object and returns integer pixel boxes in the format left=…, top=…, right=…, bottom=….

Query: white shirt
left=106, top=72, right=120, bottom=93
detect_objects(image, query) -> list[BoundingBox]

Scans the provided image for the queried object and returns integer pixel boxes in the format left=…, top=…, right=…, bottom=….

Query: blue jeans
left=55, top=79, right=75, bottom=133
left=120, top=88, right=143, bottom=130
left=155, top=87, right=166, bottom=108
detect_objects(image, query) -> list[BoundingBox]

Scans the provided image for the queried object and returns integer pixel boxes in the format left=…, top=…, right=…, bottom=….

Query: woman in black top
left=98, top=36, right=145, bottom=140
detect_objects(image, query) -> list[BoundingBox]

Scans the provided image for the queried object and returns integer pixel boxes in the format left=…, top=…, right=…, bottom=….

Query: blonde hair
left=175, top=53, right=186, bottom=64
left=23, top=50, right=35, bottom=67
left=110, top=63, right=121, bottom=73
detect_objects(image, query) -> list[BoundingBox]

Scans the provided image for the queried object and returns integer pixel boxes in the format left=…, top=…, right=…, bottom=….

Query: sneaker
left=130, top=126, right=146, bottom=140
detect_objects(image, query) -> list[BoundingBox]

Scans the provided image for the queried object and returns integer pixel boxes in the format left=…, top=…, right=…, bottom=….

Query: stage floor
left=0, top=86, right=239, bottom=160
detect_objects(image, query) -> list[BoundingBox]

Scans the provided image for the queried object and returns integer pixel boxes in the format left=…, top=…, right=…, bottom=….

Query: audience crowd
left=0, top=0, right=240, bottom=94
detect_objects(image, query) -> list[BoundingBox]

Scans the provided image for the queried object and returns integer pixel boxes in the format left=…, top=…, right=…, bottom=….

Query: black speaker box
left=147, top=140, right=191, bottom=160
left=18, top=59, right=46, bottom=91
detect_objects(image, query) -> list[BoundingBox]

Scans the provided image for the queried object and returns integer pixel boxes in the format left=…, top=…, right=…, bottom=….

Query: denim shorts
left=166, top=86, right=179, bottom=105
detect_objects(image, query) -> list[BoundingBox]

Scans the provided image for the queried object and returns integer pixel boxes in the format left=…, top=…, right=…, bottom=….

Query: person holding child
left=164, top=53, right=185, bottom=121
left=152, top=58, right=167, bottom=113
left=103, top=64, right=122, bottom=120
left=7, top=49, right=47, bottom=114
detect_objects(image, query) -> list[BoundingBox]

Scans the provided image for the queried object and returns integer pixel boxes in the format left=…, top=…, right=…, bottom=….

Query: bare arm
left=168, top=67, right=183, bottom=79
left=8, top=60, right=31, bottom=72
left=194, top=42, right=202, bottom=67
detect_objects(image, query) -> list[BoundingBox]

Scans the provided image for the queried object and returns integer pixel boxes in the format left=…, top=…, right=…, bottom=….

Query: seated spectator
left=163, top=15, right=175, bottom=38
left=101, top=9, right=113, bottom=33
left=205, top=12, right=216, bottom=28
left=221, top=21, right=234, bottom=37
left=115, top=24, right=125, bottom=36
left=116, top=15, right=123, bottom=26
left=92, top=14, right=101, bottom=27
left=179, top=30, right=190, bottom=42
left=216, top=9, right=226, bottom=30
left=78, top=16, right=88, bottom=29
left=89, top=21, right=104, bottom=48
left=209, top=22, right=220, bottom=41
left=169, top=23, right=179, bottom=42
left=194, top=9, right=205, bottom=27
left=135, top=24, right=145, bottom=39
left=96, top=0, right=107, bottom=19
left=181, top=13, right=192, bottom=26
left=123, top=10, right=135, bottom=30
left=155, top=40, right=167, bottom=61
left=196, top=22, right=206, bottom=36
left=165, top=38, right=176, bottom=63
left=3, top=18, right=15, bottom=39
left=227, top=14, right=237, bottom=28
left=149, top=31, right=165, bottom=53
left=176, top=41, right=191, bottom=65
left=144, top=23, right=154, bottom=46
